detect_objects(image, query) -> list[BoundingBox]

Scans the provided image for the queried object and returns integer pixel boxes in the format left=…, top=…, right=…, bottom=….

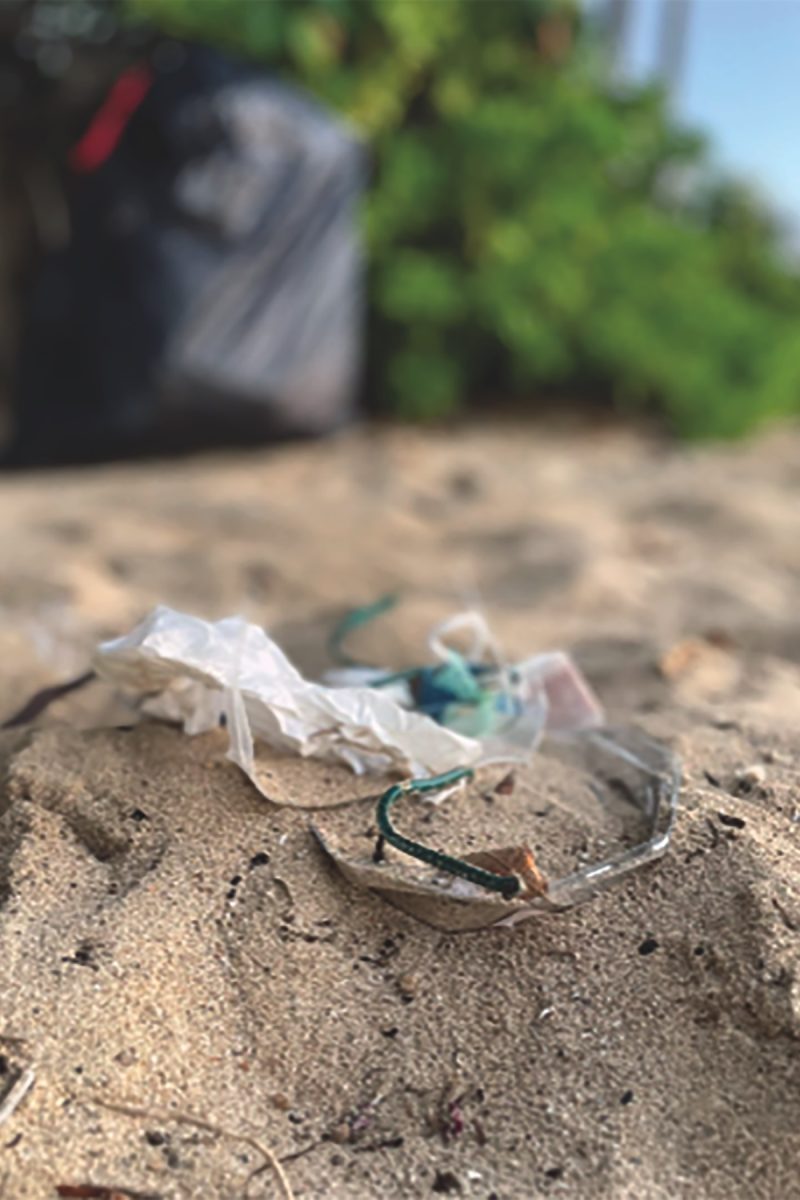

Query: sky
left=592, top=0, right=800, bottom=236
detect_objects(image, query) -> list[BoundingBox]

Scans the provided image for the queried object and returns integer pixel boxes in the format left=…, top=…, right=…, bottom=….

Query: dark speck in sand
left=432, top=1169, right=462, bottom=1194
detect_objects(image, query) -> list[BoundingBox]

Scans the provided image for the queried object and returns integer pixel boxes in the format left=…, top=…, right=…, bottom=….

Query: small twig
left=278, top=1141, right=320, bottom=1165
left=239, top=948, right=273, bottom=975
left=0, top=1068, right=35, bottom=1127
left=305, top=791, right=384, bottom=812
left=772, top=896, right=798, bottom=932
left=1, top=671, right=95, bottom=729
left=86, top=1094, right=294, bottom=1200
left=352, top=1135, right=404, bottom=1153
left=704, top=817, right=720, bottom=848
left=56, top=1185, right=161, bottom=1199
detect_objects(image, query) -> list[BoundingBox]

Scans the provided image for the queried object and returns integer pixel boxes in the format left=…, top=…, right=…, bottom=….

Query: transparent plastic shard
left=314, top=727, right=680, bottom=931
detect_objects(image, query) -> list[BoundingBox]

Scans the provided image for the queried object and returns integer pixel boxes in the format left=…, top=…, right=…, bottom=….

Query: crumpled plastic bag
left=93, top=605, right=602, bottom=798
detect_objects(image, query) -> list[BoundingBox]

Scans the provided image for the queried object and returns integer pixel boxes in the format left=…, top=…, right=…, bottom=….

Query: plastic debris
left=312, top=824, right=535, bottom=932
left=314, top=728, right=679, bottom=930
left=93, top=605, right=603, bottom=795
left=0, top=1066, right=35, bottom=1128
left=94, top=605, right=679, bottom=926
left=324, top=603, right=600, bottom=737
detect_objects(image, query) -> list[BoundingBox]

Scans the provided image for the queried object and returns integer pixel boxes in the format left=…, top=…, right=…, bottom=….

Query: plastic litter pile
left=94, top=604, right=604, bottom=785
left=93, top=601, right=679, bottom=931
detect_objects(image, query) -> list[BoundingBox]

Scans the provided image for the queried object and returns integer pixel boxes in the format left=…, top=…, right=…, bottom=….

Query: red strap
left=69, top=62, right=153, bottom=174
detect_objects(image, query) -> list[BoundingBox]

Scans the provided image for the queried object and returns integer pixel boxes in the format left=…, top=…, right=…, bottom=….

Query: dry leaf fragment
left=462, top=846, right=548, bottom=900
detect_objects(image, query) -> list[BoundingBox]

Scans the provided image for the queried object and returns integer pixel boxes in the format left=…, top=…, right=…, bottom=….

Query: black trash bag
left=7, top=43, right=364, bottom=466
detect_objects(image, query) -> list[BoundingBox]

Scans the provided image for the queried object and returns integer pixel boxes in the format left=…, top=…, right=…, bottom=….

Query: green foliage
left=126, top=0, right=800, bottom=437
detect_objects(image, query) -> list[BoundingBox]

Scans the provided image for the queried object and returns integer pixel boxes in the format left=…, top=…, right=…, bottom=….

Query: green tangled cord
left=375, top=768, right=521, bottom=900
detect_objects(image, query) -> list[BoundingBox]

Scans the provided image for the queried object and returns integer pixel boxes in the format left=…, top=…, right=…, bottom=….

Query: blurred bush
left=126, top=0, right=800, bottom=437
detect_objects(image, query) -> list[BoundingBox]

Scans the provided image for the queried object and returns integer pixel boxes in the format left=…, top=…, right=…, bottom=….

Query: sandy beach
left=0, top=419, right=799, bottom=1199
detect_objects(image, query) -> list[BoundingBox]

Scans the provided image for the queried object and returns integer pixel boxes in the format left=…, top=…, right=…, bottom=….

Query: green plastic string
left=328, top=594, right=398, bottom=668
left=328, top=597, right=517, bottom=737
left=375, top=768, right=521, bottom=899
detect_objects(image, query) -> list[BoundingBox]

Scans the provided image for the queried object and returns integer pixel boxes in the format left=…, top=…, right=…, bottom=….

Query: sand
left=0, top=419, right=799, bottom=1199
